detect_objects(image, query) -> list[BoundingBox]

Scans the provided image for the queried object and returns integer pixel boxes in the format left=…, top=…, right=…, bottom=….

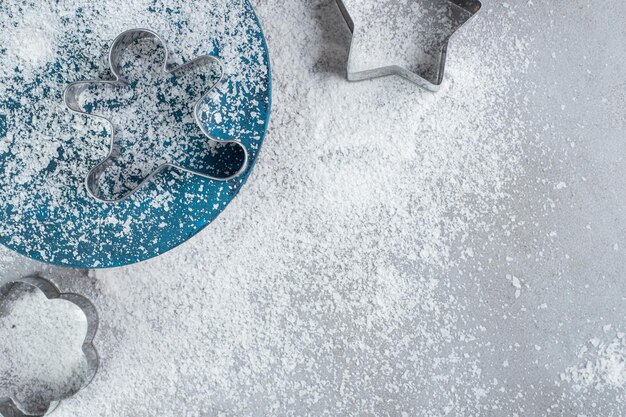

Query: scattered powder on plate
left=0, top=0, right=269, bottom=266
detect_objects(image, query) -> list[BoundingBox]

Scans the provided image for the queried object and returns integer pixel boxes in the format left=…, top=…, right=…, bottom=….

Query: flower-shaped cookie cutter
left=64, top=28, right=249, bottom=203
left=0, top=275, right=99, bottom=417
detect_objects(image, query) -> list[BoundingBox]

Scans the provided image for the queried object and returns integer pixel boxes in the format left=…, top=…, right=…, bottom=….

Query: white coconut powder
left=1, top=0, right=625, bottom=416
left=1, top=0, right=535, bottom=414
left=0, top=0, right=270, bottom=266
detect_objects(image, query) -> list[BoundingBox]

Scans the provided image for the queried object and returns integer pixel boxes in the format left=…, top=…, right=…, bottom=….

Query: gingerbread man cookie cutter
left=64, top=28, right=249, bottom=203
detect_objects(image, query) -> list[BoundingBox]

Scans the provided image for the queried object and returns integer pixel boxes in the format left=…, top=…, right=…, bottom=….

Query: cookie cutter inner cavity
left=338, top=0, right=481, bottom=90
left=0, top=276, right=99, bottom=417
left=64, top=29, right=248, bottom=203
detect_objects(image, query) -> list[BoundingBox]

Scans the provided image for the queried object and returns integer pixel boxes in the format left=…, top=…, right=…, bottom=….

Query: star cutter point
left=336, top=0, right=482, bottom=91
left=64, top=28, right=249, bottom=203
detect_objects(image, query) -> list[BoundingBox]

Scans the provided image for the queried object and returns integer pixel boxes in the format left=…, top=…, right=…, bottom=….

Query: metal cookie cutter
left=64, top=28, right=249, bottom=203
left=336, top=0, right=482, bottom=91
left=0, top=276, right=99, bottom=417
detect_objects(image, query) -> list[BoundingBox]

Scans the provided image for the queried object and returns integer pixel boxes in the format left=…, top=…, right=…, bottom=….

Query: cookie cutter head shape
left=336, top=0, right=482, bottom=91
left=0, top=275, right=99, bottom=417
left=64, top=28, right=249, bottom=203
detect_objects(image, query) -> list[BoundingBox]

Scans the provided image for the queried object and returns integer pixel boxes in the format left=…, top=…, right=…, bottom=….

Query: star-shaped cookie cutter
left=0, top=275, right=99, bottom=417
left=336, top=0, right=482, bottom=91
left=64, top=29, right=249, bottom=203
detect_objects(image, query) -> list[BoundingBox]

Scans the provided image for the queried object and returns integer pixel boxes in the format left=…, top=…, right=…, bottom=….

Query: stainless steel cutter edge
left=64, top=28, right=249, bottom=203
left=336, top=0, right=482, bottom=91
left=0, top=275, right=99, bottom=417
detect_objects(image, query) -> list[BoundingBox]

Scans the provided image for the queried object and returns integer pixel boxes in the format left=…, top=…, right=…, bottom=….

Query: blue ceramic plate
left=0, top=0, right=271, bottom=268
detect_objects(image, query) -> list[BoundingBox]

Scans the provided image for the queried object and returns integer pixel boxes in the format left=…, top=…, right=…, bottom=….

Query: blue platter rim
left=0, top=2, right=272, bottom=269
